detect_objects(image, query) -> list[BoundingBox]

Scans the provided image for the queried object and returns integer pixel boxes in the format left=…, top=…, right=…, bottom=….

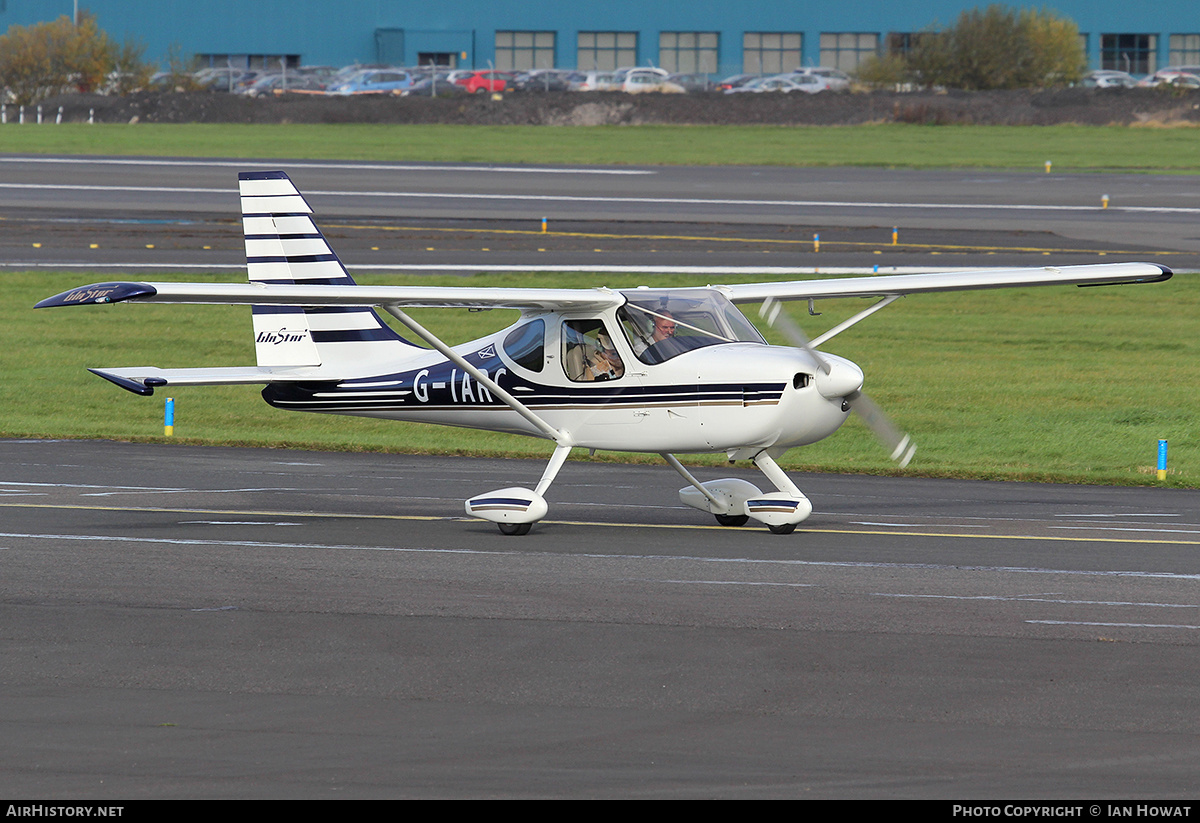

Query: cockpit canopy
left=617, top=287, right=765, bottom=364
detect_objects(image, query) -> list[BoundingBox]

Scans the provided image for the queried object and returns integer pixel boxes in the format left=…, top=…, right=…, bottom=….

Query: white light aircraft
left=37, top=171, right=1172, bottom=534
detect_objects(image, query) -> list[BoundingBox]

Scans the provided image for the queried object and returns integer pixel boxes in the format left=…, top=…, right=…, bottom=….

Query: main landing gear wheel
left=497, top=522, right=532, bottom=536
left=714, top=513, right=750, bottom=527
left=768, top=523, right=797, bottom=535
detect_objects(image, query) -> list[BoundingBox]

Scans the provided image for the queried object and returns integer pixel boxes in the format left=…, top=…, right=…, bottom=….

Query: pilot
left=651, top=313, right=677, bottom=343
left=632, top=310, right=676, bottom=355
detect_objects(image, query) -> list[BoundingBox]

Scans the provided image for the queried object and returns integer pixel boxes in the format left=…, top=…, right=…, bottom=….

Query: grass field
left=10, top=270, right=1197, bottom=486
left=2, top=122, right=1200, bottom=170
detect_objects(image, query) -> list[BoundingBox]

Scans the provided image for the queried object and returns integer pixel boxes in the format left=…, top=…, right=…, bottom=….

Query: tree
left=863, top=5, right=1085, bottom=91
left=0, top=12, right=134, bottom=105
left=106, top=38, right=155, bottom=95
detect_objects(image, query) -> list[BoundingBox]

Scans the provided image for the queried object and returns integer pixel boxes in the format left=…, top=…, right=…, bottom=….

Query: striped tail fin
left=238, top=170, right=415, bottom=371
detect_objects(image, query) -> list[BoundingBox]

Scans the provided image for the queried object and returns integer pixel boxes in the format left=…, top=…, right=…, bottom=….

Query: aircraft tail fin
left=238, top=170, right=416, bottom=371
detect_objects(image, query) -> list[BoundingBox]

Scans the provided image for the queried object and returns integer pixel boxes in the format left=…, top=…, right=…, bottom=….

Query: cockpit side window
left=503, top=319, right=545, bottom=372
left=561, top=319, right=625, bottom=382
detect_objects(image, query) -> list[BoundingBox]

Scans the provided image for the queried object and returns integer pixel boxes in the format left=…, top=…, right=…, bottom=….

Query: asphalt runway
left=4, top=439, right=1200, bottom=798
left=1, top=154, right=1196, bottom=271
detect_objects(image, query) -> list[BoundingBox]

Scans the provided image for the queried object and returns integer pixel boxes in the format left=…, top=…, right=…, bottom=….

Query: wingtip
left=87, top=368, right=156, bottom=396
left=36, top=282, right=157, bottom=309
left=238, top=170, right=290, bottom=181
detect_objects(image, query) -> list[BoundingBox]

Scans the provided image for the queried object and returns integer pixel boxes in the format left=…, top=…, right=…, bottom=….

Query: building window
left=885, top=32, right=929, bottom=58
left=819, top=32, right=879, bottom=72
left=659, top=32, right=718, bottom=74
left=1101, top=34, right=1157, bottom=74
left=1169, top=34, right=1200, bottom=67
left=495, top=31, right=556, bottom=71
left=578, top=31, right=637, bottom=71
left=743, top=32, right=802, bottom=74
left=196, top=53, right=301, bottom=70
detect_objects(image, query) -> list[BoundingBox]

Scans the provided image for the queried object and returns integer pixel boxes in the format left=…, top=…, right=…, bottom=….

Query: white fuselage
left=263, top=311, right=859, bottom=457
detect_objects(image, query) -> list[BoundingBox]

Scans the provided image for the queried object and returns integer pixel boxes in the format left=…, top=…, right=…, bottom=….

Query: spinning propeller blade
left=759, top=298, right=916, bottom=468
left=843, top=390, right=917, bottom=469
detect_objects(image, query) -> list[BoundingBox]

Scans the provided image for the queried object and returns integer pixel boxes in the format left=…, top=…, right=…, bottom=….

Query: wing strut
left=808, top=294, right=902, bottom=348
left=381, top=305, right=571, bottom=446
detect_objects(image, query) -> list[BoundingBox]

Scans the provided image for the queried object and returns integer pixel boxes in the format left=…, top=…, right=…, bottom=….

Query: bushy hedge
left=858, top=5, right=1085, bottom=91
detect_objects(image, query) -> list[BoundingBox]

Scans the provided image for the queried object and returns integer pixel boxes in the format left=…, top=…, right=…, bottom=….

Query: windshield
left=617, top=287, right=765, bottom=365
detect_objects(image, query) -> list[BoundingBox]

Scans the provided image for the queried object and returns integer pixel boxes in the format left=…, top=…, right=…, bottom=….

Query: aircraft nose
left=813, top=358, right=864, bottom=400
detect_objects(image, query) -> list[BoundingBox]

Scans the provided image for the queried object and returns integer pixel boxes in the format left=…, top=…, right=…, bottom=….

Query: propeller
left=759, top=298, right=916, bottom=468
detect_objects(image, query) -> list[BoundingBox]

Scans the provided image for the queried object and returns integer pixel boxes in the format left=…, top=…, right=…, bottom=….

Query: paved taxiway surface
left=1, top=155, right=1196, bottom=271
left=4, top=439, right=1200, bottom=798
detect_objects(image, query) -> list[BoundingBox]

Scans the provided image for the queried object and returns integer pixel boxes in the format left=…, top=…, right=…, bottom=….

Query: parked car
left=1080, top=70, right=1137, bottom=88
left=512, top=69, right=571, bottom=92
left=240, top=72, right=327, bottom=96
left=567, top=70, right=620, bottom=91
left=726, top=74, right=831, bottom=94
left=402, top=73, right=469, bottom=97
left=1166, top=73, right=1200, bottom=89
left=619, top=67, right=682, bottom=93
left=454, top=70, right=516, bottom=93
left=715, top=73, right=763, bottom=91
left=789, top=66, right=851, bottom=91
left=194, top=67, right=250, bottom=93
left=666, top=72, right=713, bottom=92
left=325, top=68, right=414, bottom=95
left=1137, top=66, right=1200, bottom=87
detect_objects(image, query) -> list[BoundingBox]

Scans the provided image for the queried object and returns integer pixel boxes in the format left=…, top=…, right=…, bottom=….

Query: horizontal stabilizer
left=88, top=366, right=332, bottom=396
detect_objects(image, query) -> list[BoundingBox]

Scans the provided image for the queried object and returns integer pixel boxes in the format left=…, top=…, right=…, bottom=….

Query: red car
left=454, top=70, right=515, bottom=94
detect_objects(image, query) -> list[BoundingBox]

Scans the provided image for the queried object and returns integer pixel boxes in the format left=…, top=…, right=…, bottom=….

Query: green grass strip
left=10, top=269, right=1197, bottom=486
left=2, top=122, right=1200, bottom=170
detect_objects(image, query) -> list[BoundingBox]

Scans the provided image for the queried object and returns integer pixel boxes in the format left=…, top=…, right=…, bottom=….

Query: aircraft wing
left=37, top=264, right=1170, bottom=313
left=721, top=263, right=1172, bottom=303
left=35, top=281, right=625, bottom=311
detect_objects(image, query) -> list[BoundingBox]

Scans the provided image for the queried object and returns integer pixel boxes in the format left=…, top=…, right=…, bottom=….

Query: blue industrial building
left=0, top=2, right=1193, bottom=77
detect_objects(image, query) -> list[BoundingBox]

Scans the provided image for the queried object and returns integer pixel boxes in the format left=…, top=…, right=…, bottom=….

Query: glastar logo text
left=256, top=329, right=311, bottom=345
left=63, top=287, right=118, bottom=304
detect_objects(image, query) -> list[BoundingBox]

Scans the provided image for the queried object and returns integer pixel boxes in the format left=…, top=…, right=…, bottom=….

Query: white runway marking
left=0, top=480, right=301, bottom=497
left=5, top=180, right=1199, bottom=215
left=178, top=520, right=303, bottom=526
left=655, top=579, right=816, bottom=588
left=1055, top=513, right=1181, bottom=517
left=1028, top=620, right=1200, bottom=630
left=0, top=157, right=654, bottom=175
left=852, top=520, right=989, bottom=528
left=874, top=593, right=1199, bottom=608
left=6, top=530, right=1200, bottom=580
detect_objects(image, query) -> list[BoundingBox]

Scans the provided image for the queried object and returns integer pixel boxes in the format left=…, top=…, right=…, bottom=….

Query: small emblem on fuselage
left=256, top=329, right=311, bottom=345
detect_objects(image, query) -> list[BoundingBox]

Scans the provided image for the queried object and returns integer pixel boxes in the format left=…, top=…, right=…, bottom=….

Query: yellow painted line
left=4, top=501, right=1200, bottom=545
left=322, top=221, right=1184, bottom=257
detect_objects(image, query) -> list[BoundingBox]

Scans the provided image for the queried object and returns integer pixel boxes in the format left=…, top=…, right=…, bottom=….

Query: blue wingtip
left=88, top=369, right=156, bottom=396
left=36, top=282, right=158, bottom=309
left=238, top=170, right=290, bottom=181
